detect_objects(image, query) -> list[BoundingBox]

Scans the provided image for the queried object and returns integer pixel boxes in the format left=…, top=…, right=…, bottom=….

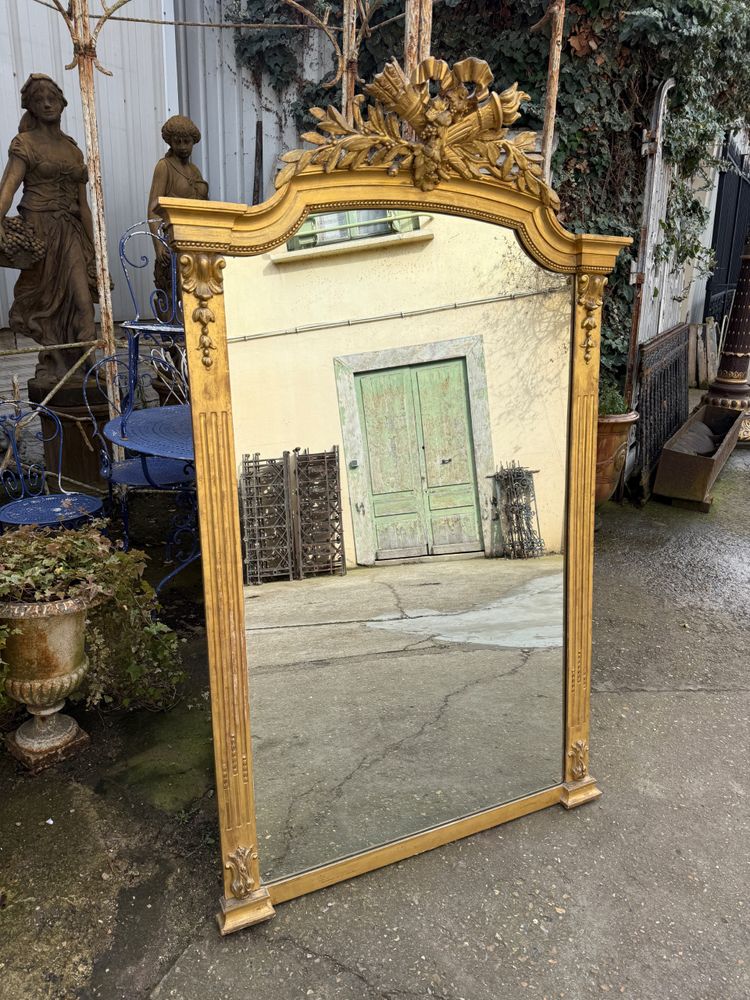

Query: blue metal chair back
left=118, top=220, right=189, bottom=434
left=119, top=219, right=183, bottom=329
left=0, top=399, right=66, bottom=500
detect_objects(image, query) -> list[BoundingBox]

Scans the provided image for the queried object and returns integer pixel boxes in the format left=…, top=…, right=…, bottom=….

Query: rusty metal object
left=596, top=411, right=639, bottom=505
left=490, top=462, right=545, bottom=558
left=1, top=595, right=90, bottom=770
left=653, top=404, right=745, bottom=505
left=239, top=448, right=346, bottom=584
left=632, top=323, right=690, bottom=500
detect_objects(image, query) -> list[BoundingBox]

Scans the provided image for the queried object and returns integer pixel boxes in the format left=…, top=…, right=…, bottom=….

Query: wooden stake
left=531, top=0, right=565, bottom=185
left=342, top=0, right=357, bottom=124
left=405, top=0, right=433, bottom=77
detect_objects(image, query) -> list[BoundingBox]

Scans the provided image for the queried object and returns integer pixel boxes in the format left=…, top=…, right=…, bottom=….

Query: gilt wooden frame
left=160, top=57, right=630, bottom=935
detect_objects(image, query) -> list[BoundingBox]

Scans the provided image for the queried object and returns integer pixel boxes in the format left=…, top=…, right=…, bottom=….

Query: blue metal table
left=103, top=404, right=198, bottom=590
left=103, top=404, right=194, bottom=463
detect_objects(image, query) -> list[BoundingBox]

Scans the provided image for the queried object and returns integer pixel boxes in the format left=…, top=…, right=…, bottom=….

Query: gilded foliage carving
left=577, top=274, right=607, bottom=364
left=276, top=57, right=559, bottom=207
left=568, top=739, right=590, bottom=781
left=225, top=844, right=258, bottom=899
left=179, top=253, right=226, bottom=370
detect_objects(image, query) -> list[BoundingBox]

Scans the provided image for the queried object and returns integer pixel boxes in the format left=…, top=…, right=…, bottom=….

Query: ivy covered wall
left=234, top=1, right=750, bottom=382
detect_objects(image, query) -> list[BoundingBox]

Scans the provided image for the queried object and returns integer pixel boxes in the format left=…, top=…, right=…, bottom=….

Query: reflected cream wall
left=223, top=214, right=572, bottom=560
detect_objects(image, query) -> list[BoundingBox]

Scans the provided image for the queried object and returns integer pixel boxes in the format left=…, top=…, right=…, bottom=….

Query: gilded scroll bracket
left=577, top=274, right=607, bottom=364
left=179, top=252, right=226, bottom=370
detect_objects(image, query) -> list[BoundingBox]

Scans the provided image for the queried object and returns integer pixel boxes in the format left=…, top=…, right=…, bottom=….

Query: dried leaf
left=275, top=162, right=297, bottom=189
left=300, top=132, right=329, bottom=146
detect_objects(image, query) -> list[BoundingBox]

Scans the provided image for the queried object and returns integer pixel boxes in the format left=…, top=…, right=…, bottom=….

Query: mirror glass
left=223, top=210, right=572, bottom=882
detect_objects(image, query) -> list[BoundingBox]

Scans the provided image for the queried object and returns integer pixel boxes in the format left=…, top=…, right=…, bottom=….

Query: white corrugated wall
left=0, top=0, right=170, bottom=325
left=0, top=0, right=332, bottom=327
left=174, top=0, right=332, bottom=205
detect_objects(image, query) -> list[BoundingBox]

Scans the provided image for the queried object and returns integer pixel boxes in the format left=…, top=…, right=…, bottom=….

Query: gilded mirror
left=161, top=56, right=630, bottom=934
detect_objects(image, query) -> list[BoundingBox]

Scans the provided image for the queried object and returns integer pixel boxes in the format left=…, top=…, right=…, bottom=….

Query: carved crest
left=276, top=57, right=558, bottom=208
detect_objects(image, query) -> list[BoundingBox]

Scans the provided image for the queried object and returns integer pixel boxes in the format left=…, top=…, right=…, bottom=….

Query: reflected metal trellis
left=490, top=461, right=545, bottom=559
left=239, top=446, right=346, bottom=585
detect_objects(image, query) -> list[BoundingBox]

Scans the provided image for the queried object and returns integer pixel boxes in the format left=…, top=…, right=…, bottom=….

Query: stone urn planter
left=596, top=411, right=639, bottom=505
left=1, top=595, right=90, bottom=769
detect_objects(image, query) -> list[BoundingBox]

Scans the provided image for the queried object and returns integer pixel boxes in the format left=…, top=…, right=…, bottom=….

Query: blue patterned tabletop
left=103, top=404, right=194, bottom=462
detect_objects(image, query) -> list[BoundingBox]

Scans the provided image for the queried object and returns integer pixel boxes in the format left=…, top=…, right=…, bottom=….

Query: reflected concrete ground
left=245, top=556, right=564, bottom=881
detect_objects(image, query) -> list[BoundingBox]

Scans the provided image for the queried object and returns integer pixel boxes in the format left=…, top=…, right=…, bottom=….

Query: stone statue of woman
left=148, top=115, right=209, bottom=298
left=0, top=74, right=98, bottom=386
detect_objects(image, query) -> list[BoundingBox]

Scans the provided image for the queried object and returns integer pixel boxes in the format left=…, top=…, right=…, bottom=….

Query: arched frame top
left=161, top=167, right=629, bottom=275
left=159, top=148, right=631, bottom=937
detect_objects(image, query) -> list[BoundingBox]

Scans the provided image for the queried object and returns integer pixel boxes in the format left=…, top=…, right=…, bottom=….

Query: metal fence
left=633, top=323, right=690, bottom=501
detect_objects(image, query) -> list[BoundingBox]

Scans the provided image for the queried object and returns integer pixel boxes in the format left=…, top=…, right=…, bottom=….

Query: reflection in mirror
left=223, top=211, right=572, bottom=882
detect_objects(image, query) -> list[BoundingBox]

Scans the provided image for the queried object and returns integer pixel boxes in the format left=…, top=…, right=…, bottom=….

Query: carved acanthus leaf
left=568, top=739, right=590, bottom=781
left=275, top=57, right=559, bottom=208
left=179, top=253, right=226, bottom=370
left=225, top=844, right=258, bottom=899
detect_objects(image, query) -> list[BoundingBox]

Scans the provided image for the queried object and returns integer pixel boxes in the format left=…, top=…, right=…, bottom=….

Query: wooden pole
left=532, top=0, right=565, bottom=185
left=404, top=0, right=432, bottom=77
left=342, top=0, right=357, bottom=124
left=418, top=0, right=432, bottom=64
left=69, top=0, right=120, bottom=439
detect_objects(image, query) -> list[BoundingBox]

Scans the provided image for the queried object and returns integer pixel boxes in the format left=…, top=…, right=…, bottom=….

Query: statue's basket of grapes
left=0, top=217, right=46, bottom=270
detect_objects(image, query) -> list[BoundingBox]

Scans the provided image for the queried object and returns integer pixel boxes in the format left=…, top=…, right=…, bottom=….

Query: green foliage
left=0, top=522, right=135, bottom=604
left=0, top=524, right=184, bottom=716
left=598, top=376, right=628, bottom=416
left=233, top=0, right=750, bottom=383
left=81, top=581, right=184, bottom=713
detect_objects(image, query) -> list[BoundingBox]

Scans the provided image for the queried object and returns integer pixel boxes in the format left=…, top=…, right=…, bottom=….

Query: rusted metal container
left=1, top=595, right=90, bottom=769
left=653, top=404, right=744, bottom=504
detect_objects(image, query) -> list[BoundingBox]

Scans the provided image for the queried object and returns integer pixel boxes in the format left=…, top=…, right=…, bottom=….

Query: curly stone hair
left=161, top=115, right=201, bottom=145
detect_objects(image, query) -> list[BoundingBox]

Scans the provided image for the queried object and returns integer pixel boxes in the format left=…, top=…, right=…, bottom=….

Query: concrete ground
left=1, top=450, right=748, bottom=1000
left=245, top=557, right=565, bottom=880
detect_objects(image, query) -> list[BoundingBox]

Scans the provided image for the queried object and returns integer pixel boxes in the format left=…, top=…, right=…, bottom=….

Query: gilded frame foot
left=217, top=888, right=276, bottom=935
left=560, top=776, right=602, bottom=810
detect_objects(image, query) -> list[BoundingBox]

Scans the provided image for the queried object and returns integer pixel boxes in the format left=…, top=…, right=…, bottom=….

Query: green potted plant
left=596, top=378, right=639, bottom=505
left=0, top=523, right=182, bottom=768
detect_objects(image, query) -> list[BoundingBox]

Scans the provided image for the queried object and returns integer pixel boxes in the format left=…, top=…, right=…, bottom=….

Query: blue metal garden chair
left=0, top=399, right=103, bottom=529
left=119, top=220, right=186, bottom=430
left=83, top=355, right=194, bottom=551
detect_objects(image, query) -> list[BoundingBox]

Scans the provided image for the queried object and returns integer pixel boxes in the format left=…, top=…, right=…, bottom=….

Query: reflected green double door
left=356, top=359, right=484, bottom=560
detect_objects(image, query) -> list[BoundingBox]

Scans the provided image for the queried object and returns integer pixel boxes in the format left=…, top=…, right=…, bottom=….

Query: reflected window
left=287, top=209, right=420, bottom=251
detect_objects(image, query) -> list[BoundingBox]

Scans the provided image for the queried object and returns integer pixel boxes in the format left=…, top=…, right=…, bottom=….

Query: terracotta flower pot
left=1, top=595, right=90, bottom=768
left=595, top=411, right=639, bottom=505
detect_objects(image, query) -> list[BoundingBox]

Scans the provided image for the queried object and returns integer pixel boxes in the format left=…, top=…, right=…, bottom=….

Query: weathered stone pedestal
left=28, top=377, right=108, bottom=488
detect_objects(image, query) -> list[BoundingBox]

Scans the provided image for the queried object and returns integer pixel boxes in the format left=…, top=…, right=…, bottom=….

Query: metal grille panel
left=490, top=462, right=545, bottom=559
left=240, top=447, right=345, bottom=584
left=239, top=453, right=294, bottom=584
left=635, top=323, right=690, bottom=500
